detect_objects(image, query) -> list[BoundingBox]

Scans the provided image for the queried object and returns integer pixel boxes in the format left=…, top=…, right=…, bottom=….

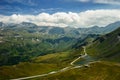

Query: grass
left=0, top=62, right=61, bottom=80
left=0, top=49, right=83, bottom=80
left=86, top=27, right=120, bottom=62
left=34, top=61, right=120, bottom=80
left=33, top=52, right=70, bottom=63
left=33, top=49, right=84, bottom=66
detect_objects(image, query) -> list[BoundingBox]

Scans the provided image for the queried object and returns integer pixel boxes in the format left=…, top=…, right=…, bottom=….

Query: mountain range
left=1, top=21, right=120, bottom=36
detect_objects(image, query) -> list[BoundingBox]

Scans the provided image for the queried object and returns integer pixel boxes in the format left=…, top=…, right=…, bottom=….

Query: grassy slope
left=33, top=49, right=84, bottom=65
left=0, top=63, right=60, bottom=80
left=0, top=49, right=83, bottom=80
left=35, top=61, right=120, bottom=80
left=86, top=27, right=120, bottom=62
left=33, top=28, right=120, bottom=80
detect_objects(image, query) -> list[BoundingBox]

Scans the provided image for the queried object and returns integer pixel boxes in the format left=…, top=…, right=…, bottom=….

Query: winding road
left=70, top=46, right=87, bottom=65
left=11, top=46, right=89, bottom=80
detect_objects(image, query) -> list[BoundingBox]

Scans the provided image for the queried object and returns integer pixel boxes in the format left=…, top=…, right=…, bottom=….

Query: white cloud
left=0, top=9, right=120, bottom=28
left=75, top=0, right=120, bottom=5
left=77, top=0, right=90, bottom=2
left=93, top=0, right=120, bottom=5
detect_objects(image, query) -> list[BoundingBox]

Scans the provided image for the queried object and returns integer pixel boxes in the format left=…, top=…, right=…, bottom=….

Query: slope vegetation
left=86, top=27, right=120, bottom=62
left=36, top=61, right=120, bottom=80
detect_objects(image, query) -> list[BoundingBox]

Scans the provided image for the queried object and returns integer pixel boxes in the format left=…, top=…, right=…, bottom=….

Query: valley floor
left=10, top=47, right=120, bottom=80
left=35, top=61, right=120, bottom=80
left=0, top=47, right=120, bottom=80
left=10, top=47, right=87, bottom=80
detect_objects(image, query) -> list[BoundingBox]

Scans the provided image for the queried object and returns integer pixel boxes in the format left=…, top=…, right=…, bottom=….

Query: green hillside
left=34, top=27, right=120, bottom=80
left=86, top=27, right=120, bottom=62
left=0, top=50, right=83, bottom=80
left=0, top=28, right=79, bottom=66
left=36, top=61, right=120, bottom=80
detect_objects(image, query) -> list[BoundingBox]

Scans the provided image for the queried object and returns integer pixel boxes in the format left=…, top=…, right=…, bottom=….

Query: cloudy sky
left=0, top=0, right=120, bottom=27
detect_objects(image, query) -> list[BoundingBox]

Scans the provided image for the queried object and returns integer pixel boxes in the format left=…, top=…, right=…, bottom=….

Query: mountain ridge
left=86, top=27, right=120, bottom=62
left=1, top=21, right=120, bottom=36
